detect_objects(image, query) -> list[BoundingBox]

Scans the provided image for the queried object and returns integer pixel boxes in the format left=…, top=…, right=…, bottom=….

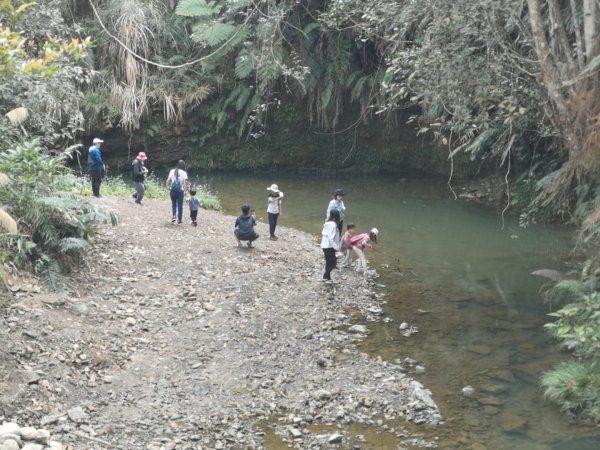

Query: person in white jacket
left=320, top=209, right=341, bottom=283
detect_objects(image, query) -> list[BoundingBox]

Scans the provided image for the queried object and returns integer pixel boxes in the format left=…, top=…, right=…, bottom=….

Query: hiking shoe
left=171, top=216, right=176, bottom=223
left=135, top=200, right=142, bottom=205
left=132, top=193, right=137, bottom=199
left=193, top=221, right=198, bottom=227
left=270, top=235, right=278, bottom=241
left=247, top=242, right=252, bottom=248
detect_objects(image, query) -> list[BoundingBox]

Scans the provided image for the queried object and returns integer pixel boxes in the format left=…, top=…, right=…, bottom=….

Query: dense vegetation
left=0, top=0, right=599, bottom=423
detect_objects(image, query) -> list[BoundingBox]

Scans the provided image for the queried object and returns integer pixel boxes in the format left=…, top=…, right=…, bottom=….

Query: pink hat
left=137, top=152, right=147, bottom=160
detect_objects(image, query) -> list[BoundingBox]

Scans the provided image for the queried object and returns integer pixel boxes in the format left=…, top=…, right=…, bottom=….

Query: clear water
left=195, top=173, right=600, bottom=449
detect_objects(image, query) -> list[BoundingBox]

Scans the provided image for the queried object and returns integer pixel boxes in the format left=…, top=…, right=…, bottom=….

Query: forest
left=1, top=0, right=599, bottom=428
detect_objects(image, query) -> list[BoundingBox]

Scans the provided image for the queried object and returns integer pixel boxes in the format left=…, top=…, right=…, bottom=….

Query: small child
left=189, top=187, right=201, bottom=227
left=350, top=228, right=379, bottom=278
left=341, top=223, right=356, bottom=268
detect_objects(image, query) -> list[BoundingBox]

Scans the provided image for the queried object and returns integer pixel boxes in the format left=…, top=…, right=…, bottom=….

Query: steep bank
left=1, top=196, right=440, bottom=449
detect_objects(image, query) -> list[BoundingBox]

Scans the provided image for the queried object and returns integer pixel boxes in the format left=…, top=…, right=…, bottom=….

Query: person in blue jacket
left=88, top=138, right=105, bottom=197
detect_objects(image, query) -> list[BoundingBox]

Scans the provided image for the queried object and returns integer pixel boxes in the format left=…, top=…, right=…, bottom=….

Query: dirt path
left=1, top=197, right=440, bottom=449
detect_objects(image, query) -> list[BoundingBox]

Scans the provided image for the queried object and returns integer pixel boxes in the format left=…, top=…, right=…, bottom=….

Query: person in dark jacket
left=131, top=152, right=148, bottom=205
left=88, top=138, right=105, bottom=197
left=234, top=204, right=259, bottom=247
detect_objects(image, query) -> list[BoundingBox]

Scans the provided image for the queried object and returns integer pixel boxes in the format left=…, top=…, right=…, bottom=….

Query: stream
left=193, top=173, right=600, bottom=449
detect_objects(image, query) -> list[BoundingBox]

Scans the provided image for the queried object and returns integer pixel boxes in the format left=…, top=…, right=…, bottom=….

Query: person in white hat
left=88, top=138, right=105, bottom=197
left=349, top=227, right=379, bottom=279
left=266, top=183, right=284, bottom=240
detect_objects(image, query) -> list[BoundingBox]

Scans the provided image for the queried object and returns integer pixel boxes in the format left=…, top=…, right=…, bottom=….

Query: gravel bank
left=1, top=196, right=440, bottom=449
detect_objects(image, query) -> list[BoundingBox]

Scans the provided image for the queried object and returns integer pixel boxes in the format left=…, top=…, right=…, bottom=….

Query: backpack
left=170, top=173, right=182, bottom=191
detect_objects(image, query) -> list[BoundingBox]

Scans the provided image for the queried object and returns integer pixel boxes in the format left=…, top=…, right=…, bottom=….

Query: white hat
left=267, top=184, right=280, bottom=193
left=93, top=138, right=104, bottom=144
left=370, top=227, right=379, bottom=236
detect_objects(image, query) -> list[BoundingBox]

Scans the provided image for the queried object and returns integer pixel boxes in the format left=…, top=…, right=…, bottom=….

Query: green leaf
left=582, top=53, right=600, bottom=75
left=192, top=22, right=236, bottom=46
left=235, top=50, right=254, bottom=79
left=175, top=0, right=219, bottom=18
left=321, top=82, right=333, bottom=111
left=235, top=86, right=251, bottom=112
left=303, top=22, right=321, bottom=36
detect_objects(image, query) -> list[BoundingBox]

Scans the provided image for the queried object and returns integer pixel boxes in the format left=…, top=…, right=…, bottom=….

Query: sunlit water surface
left=192, top=173, right=600, bottom=449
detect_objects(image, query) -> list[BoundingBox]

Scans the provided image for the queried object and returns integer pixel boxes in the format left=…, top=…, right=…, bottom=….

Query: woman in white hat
left=266, top=183, right=284, bottom=240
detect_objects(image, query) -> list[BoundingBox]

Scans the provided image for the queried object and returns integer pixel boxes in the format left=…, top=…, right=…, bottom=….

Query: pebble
left=0, top=423, right=64, bottom=450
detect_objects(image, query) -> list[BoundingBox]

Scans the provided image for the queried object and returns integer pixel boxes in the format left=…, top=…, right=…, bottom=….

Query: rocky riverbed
left=1, top=197, right=441, bottom=449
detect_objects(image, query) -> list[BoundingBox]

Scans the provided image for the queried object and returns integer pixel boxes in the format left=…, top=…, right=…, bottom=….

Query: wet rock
left=501, top=415, right=528, bottom=432
left=462, top=385, right=475, bottom=397
left=467, top=344, right=491, bottom=355
left=348, top=325, right=367, bottom=334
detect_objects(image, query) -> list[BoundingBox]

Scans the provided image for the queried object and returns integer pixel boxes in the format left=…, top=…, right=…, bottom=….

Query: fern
left=175, top=0, right=219, bottom=18
left=235, top=49, right=255, bottom=79
left=58, top=237, right=89, bottom=253
left=35, top=255, right=63, bottom=291
left=235, top=86, right=251, bottom=112
left=351, top=75, right=372, bottom=102
left=545, top=279, right=586, bottom=307
left=192, top=21, right=236, bottom=46
left=321, top=81, right=334, bottom=111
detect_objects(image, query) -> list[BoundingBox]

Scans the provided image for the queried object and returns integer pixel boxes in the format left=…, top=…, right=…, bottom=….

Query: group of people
left=321, top=188, right=378, bottom=284
left=233, top=183, right=283, bottom=247
left=88, top=138, right=377, bottom=282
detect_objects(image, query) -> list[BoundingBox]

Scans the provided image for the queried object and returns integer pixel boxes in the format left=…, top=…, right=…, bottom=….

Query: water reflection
left=195, top=173, right=600, bottom=449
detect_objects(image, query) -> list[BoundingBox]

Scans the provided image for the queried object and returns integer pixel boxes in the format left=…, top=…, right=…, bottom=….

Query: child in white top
left=267, top=183, right=284, bottom=240
left=320, top=209, right=341, bottom=283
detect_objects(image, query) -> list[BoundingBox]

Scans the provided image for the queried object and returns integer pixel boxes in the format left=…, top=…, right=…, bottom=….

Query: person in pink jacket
left=350, top=228, right=379, bottom=277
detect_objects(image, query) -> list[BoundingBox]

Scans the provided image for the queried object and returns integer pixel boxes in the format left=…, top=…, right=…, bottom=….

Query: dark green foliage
left=541, top=361, right=600, bottom=422
left=0, top=140, right=118, bottom=289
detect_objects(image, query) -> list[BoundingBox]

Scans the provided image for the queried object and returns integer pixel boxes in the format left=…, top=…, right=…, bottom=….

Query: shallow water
left=195, top=173, right=600, bottom=449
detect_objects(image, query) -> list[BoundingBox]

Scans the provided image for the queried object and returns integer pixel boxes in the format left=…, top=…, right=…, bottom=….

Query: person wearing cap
left=88, top=137, right=105, bottom=197
left=326, top=188, right=346, bottom=235
left=349, top=227, right=379, bottom=279
left=132, top=151, right=149, bottom=205
left=266, top=183, right=284, bottom=240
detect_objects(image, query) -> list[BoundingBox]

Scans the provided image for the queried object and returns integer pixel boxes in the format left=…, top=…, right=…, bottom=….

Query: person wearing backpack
left=165, top=160, right=189, bottom=224
left=131, top=152, right=148, bottom=205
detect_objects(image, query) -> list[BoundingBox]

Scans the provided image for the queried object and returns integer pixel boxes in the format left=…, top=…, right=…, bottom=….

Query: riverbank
left=1, top=196, right=440, bottom=449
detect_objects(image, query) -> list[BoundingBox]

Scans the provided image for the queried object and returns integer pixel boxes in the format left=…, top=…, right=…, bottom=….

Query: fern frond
left=321, top=81, right=334, bottom=111
left=235, top=49, right=255, bottom=79
left=35, top=255, right=63, bottom=292
left=175, top=0, right=219, bottom=18
left=463, top=128, right=500, bottom=158
left=235, top=86, right=251, bottom=111
left=545, top=279, right=586, bottom=307
left=351, top=75, right=372, bottom=101
left=58, top=237, right=89, bottom=253
left=192, top=21, right=236, bottom=46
